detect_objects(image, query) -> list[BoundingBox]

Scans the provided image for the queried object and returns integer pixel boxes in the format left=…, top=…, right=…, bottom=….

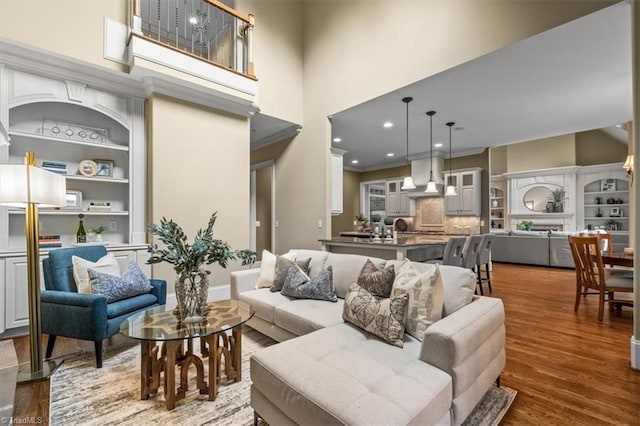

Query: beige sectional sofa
left=231, top=250, right=506, bottom=426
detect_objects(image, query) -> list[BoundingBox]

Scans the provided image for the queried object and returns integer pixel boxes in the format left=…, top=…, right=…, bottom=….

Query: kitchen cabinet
left=445, top=168, right=482, bottom=216
left=386, top=179, right=412, bottom=216
left=331, top=149, right=345, bottom=215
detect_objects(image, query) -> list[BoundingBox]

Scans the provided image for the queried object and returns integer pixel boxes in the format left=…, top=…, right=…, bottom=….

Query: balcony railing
left=130, top=0, right=254, bottom=79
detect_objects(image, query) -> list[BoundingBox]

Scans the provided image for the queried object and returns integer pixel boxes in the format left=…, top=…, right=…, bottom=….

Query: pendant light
left=400, top=97, right=416, bottom=190
left=424, top=110, right=438, bottom=193
left=445, top=121, right=457, bottom=196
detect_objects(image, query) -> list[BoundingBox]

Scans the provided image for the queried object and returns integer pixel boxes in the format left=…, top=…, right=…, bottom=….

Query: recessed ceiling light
left=351, top=160, right=359, bottom=164
left=189, top=16, right=197, bottom=24
left=383, top=122, right=393, bottom=128
left=434, top=143, right=443, bottom=148
left=386, top=153, right=394, bottom=157
left=333, top=137, right=342, bottom=142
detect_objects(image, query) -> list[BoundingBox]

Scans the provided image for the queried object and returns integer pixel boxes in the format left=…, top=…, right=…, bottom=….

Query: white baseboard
left=632, top=336, right=640, bottom=370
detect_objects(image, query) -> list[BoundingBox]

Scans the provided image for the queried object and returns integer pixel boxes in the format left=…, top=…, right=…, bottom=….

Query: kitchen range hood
left=406, top=156, right=445, bottom=197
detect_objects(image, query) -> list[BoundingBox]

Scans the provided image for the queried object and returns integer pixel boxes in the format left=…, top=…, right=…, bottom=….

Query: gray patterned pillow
left=270, top=257, right=312, bottom=292
left=357, top=259, right=395, bottom=298
left=281, top=265, right=337, bottom=302
left=88, top=262, right=152, bottom=303
left=343, top=282, right=408, bottom=347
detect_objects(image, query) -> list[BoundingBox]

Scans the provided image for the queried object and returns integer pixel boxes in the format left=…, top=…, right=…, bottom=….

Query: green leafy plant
left=520, top=220, right=534, bottom=231
left=550, top=188, right=567, bottom=203
left=354, top=213, right=368, bottom=223
left=147, top=212, right=255, bottom=276
left=89, top=225, right=106, bottom=235
left=370, top=214, right=382, bottom=223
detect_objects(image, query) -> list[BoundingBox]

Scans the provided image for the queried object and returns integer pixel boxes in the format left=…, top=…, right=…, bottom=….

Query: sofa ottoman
left=251, top=323, right=452, bottom=426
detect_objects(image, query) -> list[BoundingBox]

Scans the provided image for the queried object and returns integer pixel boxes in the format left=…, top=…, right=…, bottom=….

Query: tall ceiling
left=329, top=1, right=632, bottom=171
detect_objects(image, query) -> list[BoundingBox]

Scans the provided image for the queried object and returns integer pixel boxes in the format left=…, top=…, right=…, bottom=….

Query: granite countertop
left=320, top=236, right=449, bottom=247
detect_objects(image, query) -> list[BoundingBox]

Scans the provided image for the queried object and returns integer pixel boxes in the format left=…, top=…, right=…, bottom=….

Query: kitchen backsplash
left=414, top=198, right=481, bottom=234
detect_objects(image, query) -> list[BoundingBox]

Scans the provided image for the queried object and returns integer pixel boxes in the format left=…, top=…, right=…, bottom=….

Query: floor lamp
left=0, top=152, right=66, bottom=382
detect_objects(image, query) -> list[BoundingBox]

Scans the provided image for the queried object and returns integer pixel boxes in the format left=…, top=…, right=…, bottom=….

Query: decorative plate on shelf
left=78, top=160, right=98, bottom=177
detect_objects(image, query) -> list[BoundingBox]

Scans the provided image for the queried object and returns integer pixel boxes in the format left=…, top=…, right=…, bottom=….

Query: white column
left=631, top=0, right=639, bottom=371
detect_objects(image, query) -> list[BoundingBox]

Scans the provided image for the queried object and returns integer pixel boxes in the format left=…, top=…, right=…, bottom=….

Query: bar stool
left=476, top=234, right=494, bottom=295
left=427, top=236, right=467, bottom=267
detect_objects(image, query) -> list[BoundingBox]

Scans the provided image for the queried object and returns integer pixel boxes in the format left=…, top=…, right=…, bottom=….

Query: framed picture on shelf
left=94, top=159, right=114, bottom=177
left=78, top=160, right=98, bottom=177
left=63, top=190, right=83, bottom=210
left=600, top=178, right=616, bottom=192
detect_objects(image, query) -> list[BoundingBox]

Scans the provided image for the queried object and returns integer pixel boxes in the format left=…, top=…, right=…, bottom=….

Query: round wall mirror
left=523, top=186, right=553, bottom=212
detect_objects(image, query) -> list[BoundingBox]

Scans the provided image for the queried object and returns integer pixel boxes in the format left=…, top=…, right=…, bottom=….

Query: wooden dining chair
left=567, top=235, right=633, bottom=321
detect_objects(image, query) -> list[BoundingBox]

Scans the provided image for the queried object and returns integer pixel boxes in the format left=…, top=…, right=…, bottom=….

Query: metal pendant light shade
left=424, top=111, right=438, bottom=193
left=401, top=97, right=416, bottom=190
left=445, top=121, right=457, bottom=196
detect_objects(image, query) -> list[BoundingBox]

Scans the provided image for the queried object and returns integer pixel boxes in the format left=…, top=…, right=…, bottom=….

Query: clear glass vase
left=174, top=269, right=210, bottom=324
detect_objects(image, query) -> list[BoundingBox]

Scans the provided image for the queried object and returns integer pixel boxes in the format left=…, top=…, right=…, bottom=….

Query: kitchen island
left=319, top=236, right=448, bottom=261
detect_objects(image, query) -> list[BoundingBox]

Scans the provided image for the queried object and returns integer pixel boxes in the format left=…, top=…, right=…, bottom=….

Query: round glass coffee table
left=120, top=299, right=253, bottom=410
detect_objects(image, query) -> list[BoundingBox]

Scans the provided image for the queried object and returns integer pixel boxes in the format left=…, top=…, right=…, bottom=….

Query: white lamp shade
left=0, top=164, right=66, bottom=207
left=424, top=180, right=438, bottom=193
left=445, top=185, right=457, bottom=196
left=401, top=176, right=416, bottom=190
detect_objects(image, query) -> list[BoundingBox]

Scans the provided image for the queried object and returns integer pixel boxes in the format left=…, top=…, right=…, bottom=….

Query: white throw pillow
left=391, top=259, right=444, bottom=341
left=72, top=253, right=120, bottom=294
left=255, top=250, right=296, bottom=289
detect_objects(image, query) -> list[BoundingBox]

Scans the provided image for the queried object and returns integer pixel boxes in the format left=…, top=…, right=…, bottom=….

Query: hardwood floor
left=6, top=262, right=640, bottom=425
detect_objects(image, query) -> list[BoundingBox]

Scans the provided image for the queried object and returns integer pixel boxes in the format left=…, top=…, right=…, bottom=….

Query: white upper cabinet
left=445, top=168, right=482, bottom=216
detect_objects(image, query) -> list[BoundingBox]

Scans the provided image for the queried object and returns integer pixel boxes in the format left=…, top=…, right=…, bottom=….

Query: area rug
left=50, top=327, right=516, bottom=425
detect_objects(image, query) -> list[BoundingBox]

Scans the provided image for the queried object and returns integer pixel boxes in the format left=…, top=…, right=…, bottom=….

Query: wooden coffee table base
left=139, top=326, right=243, bottom=410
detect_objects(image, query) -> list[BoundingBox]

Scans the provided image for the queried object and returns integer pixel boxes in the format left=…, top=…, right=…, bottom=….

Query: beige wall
left=236, top=0, right=304, bottom=124
left=148, top=95, right=250, bottom=290
left=360, top=165, right=411, bottom=183
left=506, top=134, right=576, bottom=172
left=0, top=0, right=127, bottom=72
left=490, top=146, right=508, bottom=175
left=331, top=170, right=360, bottom=237
left=575, top=129, right=628, bottom=165
left=445, top=151, right=489, bottom=172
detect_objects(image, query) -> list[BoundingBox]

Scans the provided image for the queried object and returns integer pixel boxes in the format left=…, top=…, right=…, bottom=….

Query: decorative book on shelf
left=41, top=160, right=67, bottom=175
left=39, top=235, right=62, bottom=248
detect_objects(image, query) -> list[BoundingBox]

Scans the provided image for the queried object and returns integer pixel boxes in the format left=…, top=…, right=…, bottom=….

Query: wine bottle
left=77, top=214, right=87, bottom=243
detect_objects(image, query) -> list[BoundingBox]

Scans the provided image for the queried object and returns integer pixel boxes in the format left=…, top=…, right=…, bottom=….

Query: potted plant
left=550, top=188, right=567, bottom=212
left=520, top=220, right=534, bottom=231
left=147, top=212, right=255, bottom=323
left=88, top=225, right=105, bottom=242
left=354, top=213, right=369, bottom=232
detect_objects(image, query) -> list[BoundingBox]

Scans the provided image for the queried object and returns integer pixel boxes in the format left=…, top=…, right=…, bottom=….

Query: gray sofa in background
left=231, top=249, right=506, bottom=426
left=492, top=231, right=574, bottom=268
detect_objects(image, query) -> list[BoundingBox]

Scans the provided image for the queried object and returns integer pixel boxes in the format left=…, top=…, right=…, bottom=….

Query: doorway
left=250, top=160, right=275, bottom=260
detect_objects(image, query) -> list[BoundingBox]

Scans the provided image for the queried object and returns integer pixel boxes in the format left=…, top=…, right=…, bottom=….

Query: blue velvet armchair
left=42, top=246, right=166, bottom=368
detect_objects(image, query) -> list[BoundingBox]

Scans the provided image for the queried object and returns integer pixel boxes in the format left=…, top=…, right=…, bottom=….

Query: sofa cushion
left=325, top=253, right=385, bottom=299
left=281, top=265, right=338, bottom=302
left=256, top=250, right=296, bottom=289
left=250, top=323, right=452, bottom=426
left=270, top=257, right=311, bottom=292
left=438, top=265, right=476, bottom=317
left=238, top=289, right=291, bottom=323
left=274, top=298, right=345, bottom=336
left=356, top=259, right=395, bottom=298
left=88, top=262, right=152, bottom=303
left=286, top=249, right=329, bottom=278
left=72, top=253, right=120, bottom=294
left=342, top=282, right=409, bottom=348
left=391, top=260, right=444, bottom=341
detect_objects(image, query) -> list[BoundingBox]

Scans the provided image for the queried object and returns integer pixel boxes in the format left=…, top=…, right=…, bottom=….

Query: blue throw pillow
left=281, top=265, right=337, bottom=302
left=88, top=262, right=152, bottom=302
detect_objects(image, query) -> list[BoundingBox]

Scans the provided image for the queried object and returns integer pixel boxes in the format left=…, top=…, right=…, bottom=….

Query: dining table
left=602, top=252, right=634, bottom=268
